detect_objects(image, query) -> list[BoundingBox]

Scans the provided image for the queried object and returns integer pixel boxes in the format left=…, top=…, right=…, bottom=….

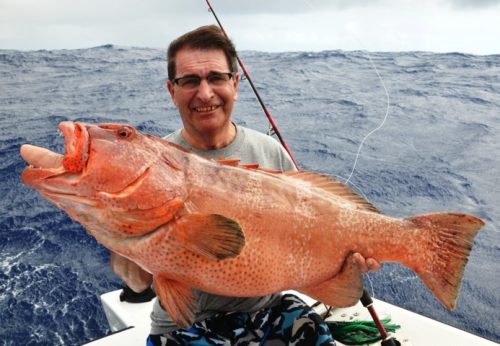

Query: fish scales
left=20, top=122, right=485, bottom=328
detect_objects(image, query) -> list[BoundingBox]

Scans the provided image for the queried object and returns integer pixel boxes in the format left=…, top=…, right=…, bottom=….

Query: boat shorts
left=146, top=293, right=336, bottom=346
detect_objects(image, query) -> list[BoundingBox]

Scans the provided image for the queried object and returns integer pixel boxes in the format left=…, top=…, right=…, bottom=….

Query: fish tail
left=406, top=212, right=484, bottom=309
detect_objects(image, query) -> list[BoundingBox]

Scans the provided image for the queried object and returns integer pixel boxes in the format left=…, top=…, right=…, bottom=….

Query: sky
left=1, top=0, right=499, bottom=55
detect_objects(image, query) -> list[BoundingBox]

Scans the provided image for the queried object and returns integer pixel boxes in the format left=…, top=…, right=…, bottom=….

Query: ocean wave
left=1, top=46, right=499, bottom=344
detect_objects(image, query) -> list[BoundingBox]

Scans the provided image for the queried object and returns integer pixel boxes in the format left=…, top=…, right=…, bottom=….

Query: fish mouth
left=21, top=121, right=89, bottom=182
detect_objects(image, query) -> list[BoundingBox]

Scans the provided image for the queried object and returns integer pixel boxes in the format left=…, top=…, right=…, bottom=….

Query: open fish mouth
left=21, top=122, right=89, bottom=173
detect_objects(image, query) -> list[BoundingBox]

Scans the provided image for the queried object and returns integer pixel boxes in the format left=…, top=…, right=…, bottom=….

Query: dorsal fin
left=213, top=158, right=375, bottom=211
left=216, top=158, right=282, bottom=172
left=215, top=158, right=260, bottom=170
left=216, top=158, right=241, bottom=166
left=284, top=171, right=379, bottom=213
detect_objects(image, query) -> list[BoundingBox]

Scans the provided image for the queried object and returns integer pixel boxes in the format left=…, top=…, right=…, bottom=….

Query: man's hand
left=352, top=253, right=381, bottom=273
left=110, top=252, right=153, bottom=293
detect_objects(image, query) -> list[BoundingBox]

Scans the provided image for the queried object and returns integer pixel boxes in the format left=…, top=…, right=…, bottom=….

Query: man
left=112, top=25, right=379, bottom=345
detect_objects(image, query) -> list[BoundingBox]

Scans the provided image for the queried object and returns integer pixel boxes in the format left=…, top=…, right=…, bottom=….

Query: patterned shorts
left=147, top=294, right=336, bottom=346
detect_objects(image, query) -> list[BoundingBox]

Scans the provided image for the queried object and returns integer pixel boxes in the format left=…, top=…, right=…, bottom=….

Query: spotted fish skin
left=21, top=121, right=484, bottom=328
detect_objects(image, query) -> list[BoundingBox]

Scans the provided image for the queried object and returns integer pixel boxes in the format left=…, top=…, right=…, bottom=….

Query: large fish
left=20, top=121, right=484, bottom=328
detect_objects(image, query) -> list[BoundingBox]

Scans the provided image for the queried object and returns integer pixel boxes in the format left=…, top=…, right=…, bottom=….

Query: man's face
left=167, top=48, right=239, bottom=136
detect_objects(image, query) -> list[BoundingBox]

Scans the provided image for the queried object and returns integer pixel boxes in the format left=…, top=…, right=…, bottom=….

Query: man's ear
left=233, top=73, right=240, bottom=101
left=166, top=80, right=178, bottom=107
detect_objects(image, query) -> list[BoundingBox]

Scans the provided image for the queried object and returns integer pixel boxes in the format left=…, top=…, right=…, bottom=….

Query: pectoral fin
left=173, top=213, right=245, bottom=260
left=298, top=253, right=364, bottom=307
left=154, top=276, right=196, bottom=328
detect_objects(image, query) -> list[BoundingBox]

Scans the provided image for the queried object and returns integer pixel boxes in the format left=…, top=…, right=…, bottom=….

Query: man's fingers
left=352, top=253, right=381, bottom=273
left=352, top=253, right=368, bottom=272
left=366, top=258, right=381, bottom=272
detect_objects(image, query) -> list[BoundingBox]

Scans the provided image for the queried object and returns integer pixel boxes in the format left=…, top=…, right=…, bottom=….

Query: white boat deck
left=84, top=290, right=498, bottom=346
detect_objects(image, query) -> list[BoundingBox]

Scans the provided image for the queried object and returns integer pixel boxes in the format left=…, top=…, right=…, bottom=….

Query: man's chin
left=193, top=117, right=229, bottom=132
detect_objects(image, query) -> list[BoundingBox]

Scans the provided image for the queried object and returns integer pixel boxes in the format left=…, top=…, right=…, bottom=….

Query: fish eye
left=117, top=126, right=134, bottom=139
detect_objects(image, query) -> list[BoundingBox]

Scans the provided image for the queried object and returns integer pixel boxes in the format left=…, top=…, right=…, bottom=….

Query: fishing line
left=201, top=3, right=399, bottom=343
left=298, top=0, right=391, bottom=187
left=344, top=54, right=390, bottom=185
left=207, top=0, right=389, bottom=315
left=345, top=50, right=391, bottom=300
left=300, top=0, right=391, bottom=304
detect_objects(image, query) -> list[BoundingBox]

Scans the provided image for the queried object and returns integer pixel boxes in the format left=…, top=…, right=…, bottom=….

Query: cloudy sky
left=1, top=0, right=499, bottom=54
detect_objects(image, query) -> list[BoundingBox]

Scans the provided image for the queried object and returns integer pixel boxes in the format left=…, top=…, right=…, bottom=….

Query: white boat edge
left=83, top=289, right=499, bottom=346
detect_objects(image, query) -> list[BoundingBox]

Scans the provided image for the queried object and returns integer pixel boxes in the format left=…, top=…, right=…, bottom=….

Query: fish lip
left=59, top=121, right=90, bottom=173
left=20, top=144, right=64, bottom=170
left=59, top=121, right=75, bottom=155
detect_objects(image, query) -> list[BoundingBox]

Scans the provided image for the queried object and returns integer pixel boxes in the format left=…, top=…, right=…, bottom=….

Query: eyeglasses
left=172, top=72, right=234, bottom=90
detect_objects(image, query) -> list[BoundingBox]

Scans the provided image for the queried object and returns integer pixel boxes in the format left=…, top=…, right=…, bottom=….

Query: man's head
left=167, top=25, right=238, bottom=81
left=166, top=25, right=241, bottom=149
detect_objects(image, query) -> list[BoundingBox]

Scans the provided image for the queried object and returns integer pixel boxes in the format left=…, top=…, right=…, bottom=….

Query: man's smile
left=193, top=105, right=222, bottom=113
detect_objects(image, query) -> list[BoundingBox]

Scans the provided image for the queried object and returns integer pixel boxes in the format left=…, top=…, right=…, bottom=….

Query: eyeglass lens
left=175, top=72, right=233, bottom=89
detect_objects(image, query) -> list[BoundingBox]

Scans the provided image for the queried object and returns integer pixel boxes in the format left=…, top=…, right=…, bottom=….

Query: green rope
left=326, top=318, right=401, bottom=345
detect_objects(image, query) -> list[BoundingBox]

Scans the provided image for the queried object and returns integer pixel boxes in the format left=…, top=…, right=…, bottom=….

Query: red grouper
left=20, top=121, right=485, bottom=328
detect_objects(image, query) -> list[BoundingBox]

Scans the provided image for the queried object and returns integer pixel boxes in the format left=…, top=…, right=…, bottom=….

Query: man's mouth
left=193, top=105, right=220, bottom=113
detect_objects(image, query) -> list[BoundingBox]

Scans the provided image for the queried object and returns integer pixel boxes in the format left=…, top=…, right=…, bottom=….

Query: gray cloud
left=213, top=0, right=500, bottom=14
left=447, top=0, right=500, bottom=8
left=1, top=0, right=499, bottom=54
left=209, top=0, right=382, bottom=15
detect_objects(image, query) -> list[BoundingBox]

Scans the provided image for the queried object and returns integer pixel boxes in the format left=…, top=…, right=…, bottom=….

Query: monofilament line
left=298, top=0, right=391, bottom=185
left=345, top=53, right=390, bottom=185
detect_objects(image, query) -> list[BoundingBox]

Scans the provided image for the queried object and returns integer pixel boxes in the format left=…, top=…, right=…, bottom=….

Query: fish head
left=21, top=121, right=186, bottom=243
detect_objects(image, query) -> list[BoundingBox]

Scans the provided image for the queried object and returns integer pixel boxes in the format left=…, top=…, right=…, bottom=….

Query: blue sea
left=0, top=45, right=499, bottom=345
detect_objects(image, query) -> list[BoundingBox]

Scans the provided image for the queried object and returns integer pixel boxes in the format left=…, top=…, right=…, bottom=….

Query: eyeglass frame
left=171, top=72, right=235, bottom=89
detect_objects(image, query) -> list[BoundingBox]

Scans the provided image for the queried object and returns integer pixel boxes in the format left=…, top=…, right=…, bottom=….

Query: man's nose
left=196, top=78, right=214, bottom=101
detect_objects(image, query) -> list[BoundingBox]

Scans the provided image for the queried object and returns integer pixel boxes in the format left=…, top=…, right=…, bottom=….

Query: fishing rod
left=360, top=290, right=400, bottom=346
left=205, top=0, right=300, bottom=171
left=205, top=1, right=398, bottom=344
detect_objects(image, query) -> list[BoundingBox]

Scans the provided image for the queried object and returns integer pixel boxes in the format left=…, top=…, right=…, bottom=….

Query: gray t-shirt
left=150, top=124, right=296, bottom=335
left=164, top=124, right=296, bottom=171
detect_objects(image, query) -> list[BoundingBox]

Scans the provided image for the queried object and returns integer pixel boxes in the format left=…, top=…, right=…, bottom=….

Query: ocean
left=0, top=45, right=499, bottom=345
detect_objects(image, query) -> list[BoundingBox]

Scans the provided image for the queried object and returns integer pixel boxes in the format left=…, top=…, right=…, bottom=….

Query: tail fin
left=406, top=212, right=484, bottom=309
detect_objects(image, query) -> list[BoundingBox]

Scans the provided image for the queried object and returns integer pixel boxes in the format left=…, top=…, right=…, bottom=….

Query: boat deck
left=84, top=290, right=498, bottom=346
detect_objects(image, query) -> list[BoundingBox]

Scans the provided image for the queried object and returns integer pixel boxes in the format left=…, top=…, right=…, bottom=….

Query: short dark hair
left=167, top=25, right=238, bottom=81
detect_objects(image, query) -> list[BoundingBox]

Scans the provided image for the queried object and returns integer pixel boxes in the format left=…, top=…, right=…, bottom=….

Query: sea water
left=0, top=45, right=499, bottom=345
